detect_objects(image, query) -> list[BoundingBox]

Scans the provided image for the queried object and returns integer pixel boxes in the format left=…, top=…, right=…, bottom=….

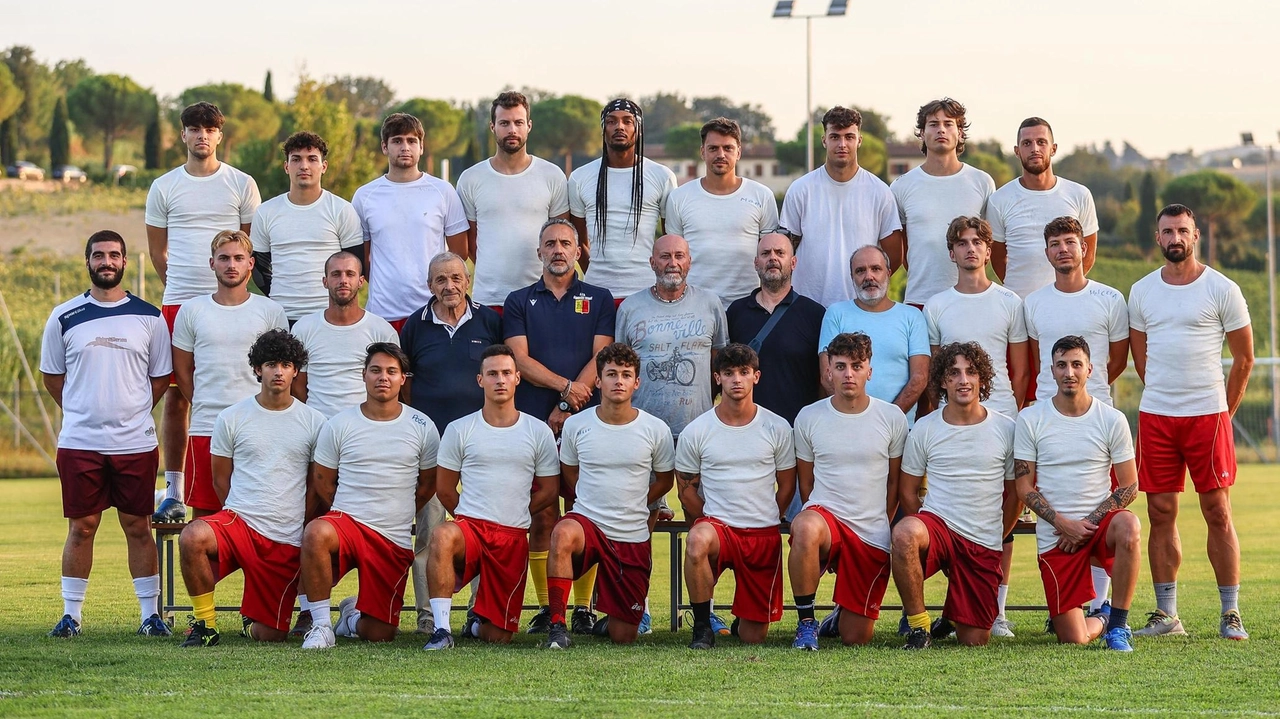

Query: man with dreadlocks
left=568, top=98, right=679, bottom=300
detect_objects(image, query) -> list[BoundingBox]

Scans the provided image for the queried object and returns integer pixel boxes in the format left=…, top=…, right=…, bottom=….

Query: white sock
left=996, top=584, right=1009, bottom=620
left=1090, top=566, right=1112, bottom=611
left=644, top=596, right=650, bottom=614
left=1154, top=581, right=1177, bottom=616
left=297, top=594, right=309, bottom=615
left=1218, top=585, right=1240, bottom=614
left=430, top=598, right=452, bottom=634
left=132, top=575, right=160, bottom=622
left=164, top=471, right=185, bottom=503
left=61, top=576, right=88, bottom=623
left=309, top=598, right=332, bottom=628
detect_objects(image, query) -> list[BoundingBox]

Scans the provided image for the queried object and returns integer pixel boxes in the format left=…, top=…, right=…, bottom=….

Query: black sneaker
left=903, top=627, right=932, bottom=650
left=180, top=619, right=220, bottom=648
left=930, top=616, right=956, bottom=640
left=151, top=497, right=187, bottom=524
left=289, top=610, right=313, bottom=637
left=525, top=606, right=551, bottom=634
left=49, top=614, right=81, bottom=638
left=591, top=615, right=611, bottom=638
left=897, top=612, right=910, bottom=636
left=544, top=621, right=572, bottom=649
left=571, top=606, right=597, bottom=635
left=240, top=614, right=253, bottom=638
left=462, top=611, right=481, bottom=640
left=689, top=622, right=716, bottom=650
left=729, top=616, right=740, bottom=637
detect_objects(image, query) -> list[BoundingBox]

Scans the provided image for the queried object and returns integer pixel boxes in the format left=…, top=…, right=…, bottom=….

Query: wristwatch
left=557, top=400, right=573, bottom=413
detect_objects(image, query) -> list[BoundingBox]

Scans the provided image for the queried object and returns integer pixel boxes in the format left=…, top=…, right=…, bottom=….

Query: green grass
left=1, top=468, right=1278, bottom=717
left=0, top=186, right=149, bottom=217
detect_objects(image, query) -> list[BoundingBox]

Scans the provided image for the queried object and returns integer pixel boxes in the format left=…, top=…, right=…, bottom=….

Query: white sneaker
left=334, top=596, right=360, bottom=638
left=1134, top=609, right=1187, bottom=637
left=990, top=617, right=1016, bottom=637
left=301, top=624, right=335, bottom=649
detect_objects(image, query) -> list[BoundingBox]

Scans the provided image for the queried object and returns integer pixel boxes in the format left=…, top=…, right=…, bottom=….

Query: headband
left=601, top=99, right=643, bottom=126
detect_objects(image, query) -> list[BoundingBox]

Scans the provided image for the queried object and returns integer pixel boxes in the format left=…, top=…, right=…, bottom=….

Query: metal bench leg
left=670, top=533, right=682, bottom=632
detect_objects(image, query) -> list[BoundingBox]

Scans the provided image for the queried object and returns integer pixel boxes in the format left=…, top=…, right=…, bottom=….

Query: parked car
left=52, top=165, right=88, bottom=183
left=6, top=161, right=45, bottom=181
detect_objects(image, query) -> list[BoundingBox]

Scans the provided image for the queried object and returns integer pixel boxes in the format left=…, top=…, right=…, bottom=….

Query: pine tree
left=49, top=95, right=70, bottom=169
left=263, top=70, right=274, bottom=103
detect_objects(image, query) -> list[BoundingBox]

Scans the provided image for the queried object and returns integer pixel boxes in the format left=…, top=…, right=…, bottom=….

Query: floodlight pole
left=773, top=1, right=847, bottom=173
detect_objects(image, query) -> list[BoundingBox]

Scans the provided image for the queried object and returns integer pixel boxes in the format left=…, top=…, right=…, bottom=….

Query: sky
left=6, top=0, right=1280, bottom=157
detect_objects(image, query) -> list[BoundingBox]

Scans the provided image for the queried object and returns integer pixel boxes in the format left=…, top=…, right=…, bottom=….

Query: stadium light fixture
left=771, top=1, right=849, bottom=172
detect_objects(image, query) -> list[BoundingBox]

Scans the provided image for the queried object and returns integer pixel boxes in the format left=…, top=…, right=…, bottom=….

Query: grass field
left=1, top=469, right=1278, bottom=717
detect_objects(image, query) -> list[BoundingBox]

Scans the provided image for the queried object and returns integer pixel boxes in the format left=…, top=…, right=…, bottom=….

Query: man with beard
left=147, top=101, right=261, bottom=523
left=819, top=245, right=929, bottom=422
left=779, top=106, right=903, bottom=307
left=249, top=131, right=364, bottom=325
left=353, top=113, right=468, bottom=330
left=170, top=231, right=289, bottom=518
left=457, top=92, right=570, bottom=309
left=987, top=117, right=1099, bottom=299
left=43, top=231, right=174, bottom=639
left=568, top=98, right=678, bottom=299
left=504, top=219, right=614, bottom=635
left=664, top=117, right=779, bottom=308
left=1128, top=204, right=1254, bottom=640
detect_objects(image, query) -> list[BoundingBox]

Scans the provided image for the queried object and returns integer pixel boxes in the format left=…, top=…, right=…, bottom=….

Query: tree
left=48, top=95, right=69, bottom=169
left=386, top=98, right=465, bottom=176
left=810, top=105, right=893, bottom=143
left=0, top=118, right=15, bottom=166
left=1136, top=171, right=1158, bottom=250
left=263, top=70, right=274, bottom=103
left=636, top=92, right=697, bottom=143
left=326, top=76, right=396, bottom=120
left=527, top=94, right=602, bottom=174
left=665, top=123, right=702, bottom=161
left=144, top=111, right=162, bottom=170
left=965, top=149, right=1015, bottom=187
left=176, top=83, right=281, bottom=162
left=1161, top=170, right=1257, bottom=267
left=52, top=59, right=92, bottom=94
left=691, top=96, right=775, bottom=143
left=0, top=63, right=23, bottom=125
left=66, top=74, right=156, bottom=169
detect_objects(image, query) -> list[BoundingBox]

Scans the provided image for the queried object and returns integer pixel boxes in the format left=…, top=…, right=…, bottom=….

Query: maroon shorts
left=184, top=435, right=221, bottom=511
left=698, top=517, right=783, bottom=624
left=56, top=448, right=158, bottom=518
left=489, top=305, right=504, bottom=317
left=562, top=512, right=651, bottom=626
left=1136, top=411, right=1236, bottom=494
left=201, top=509, right=301, bottom=632
left=797, top=505, right=891, bottom=619
left=318, top=511, right=414, bottom=626
left=162, top=304, right=182, bottom=385
left=455, top=516, right=530, bottom=633
left=915, top=511, right=1002, bottom=630
left=1037, top=510, right=1127, bottom=617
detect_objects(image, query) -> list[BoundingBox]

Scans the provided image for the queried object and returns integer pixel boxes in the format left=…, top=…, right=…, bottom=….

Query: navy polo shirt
left=726, top=288, right=825, bottom=424
left=399, top=297, right=504, bottom=435
left=503, top=277, right=616, bottom=421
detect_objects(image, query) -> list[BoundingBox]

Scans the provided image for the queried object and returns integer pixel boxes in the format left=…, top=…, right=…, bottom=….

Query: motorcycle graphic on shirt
left=647, top=346, right=697, bottom=386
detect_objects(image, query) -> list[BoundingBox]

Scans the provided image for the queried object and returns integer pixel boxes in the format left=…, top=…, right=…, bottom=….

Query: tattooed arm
left=1015, top=457, right=1096, bottom=552
left=676, top=471, right=705, bottom=521
left=1084, top=459, right=1139, bottom=525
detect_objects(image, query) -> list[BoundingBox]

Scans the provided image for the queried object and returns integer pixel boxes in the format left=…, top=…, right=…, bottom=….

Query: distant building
left=646, top=142, right=802, bottom=194
left=885, top=141, right=924, bottom=183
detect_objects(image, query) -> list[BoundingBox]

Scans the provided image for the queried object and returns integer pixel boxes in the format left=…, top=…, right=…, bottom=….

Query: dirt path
left=0, top=209, right=147, bottom=256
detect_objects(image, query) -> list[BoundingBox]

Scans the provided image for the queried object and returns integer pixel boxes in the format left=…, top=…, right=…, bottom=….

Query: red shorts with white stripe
left=162, top=304, right=181, bottom=385
left=1037, top=510, right=1127, bottom=617
left=915, top=511, right=1003, bottom=630
left=1136, top=411, right=1236, bottom=494
left=317, top=511, right=414, bottom=626
left=795, top=505, right=891, bottom=620
left=697, top=516, right=783, bottom=624
left=562, top=512, right=651, bottom=626
left=201, top=509, right=301, bottom=632
left=184, top=435, right=221, bottom=511
left=455, top=516, right=530, bottom=633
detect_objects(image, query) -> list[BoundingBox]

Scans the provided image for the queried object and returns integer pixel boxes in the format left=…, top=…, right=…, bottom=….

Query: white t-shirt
left=170, top=294, right=289, bottom=435
left=251, top=190, right=364, bottom=320
left=1014, top=399, right=1135, bottom=554
left=313, top=404, right=440, bottom=549
left=352, top=174, right=468, bottom=321
left=291, top=310, right=400, bottom=418
left=793, top=397, right=907, bottom=551
left=1128, top=266, right=1251, bottom=416
left=211, top=396, right=327, bottom=546
left=568, top=158, right=678, bottom=297
left=1024, top=280, right=1129, bottom=405
left=560, top=408, right=676, bottom=543
left=437, top=411, right=560, bottom=529
left=144, top=164, right=261, bottom=305
left=903, top=408, right=1015, bottom=551
left=923, top=284, right=1027, bottom=419
left=890, top=163, right=996, bottom=306
left=674, top=406, right=796, bottom=529
left=987, top=177, right=1098, bottom=298
left=664, top=178, right=779, bottom=308
left=778, top=166, right=901, bottom=307
left=40, top=293, right=172, bottom=453
left=457, top=156, right=570, bottom=306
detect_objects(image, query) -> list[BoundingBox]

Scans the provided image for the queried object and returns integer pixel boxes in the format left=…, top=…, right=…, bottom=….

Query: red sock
left=548, top=577, right=572, bottom=625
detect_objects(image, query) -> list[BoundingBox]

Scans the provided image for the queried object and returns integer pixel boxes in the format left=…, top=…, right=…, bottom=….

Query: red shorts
left=1008, top=344, right=1034, bottom=405
left=455, top=516, right=530, bottom=633
left=1136, top=411, right=1236, bottom=494
left=57, top=448, right=158, bottom=518
left=184, top=435, right=221, bottom=511
left=562, top=513, right=651, bottom=625
left=200, top=509, right=301, bottom=632
left=388, top=318, right=407, bottom=333
left=162, top=304, right=182, bottom=385
left=915, top=511, right=1002, bottom=630
left=1037, top=510, right=1127, bottom=617
left=796, top=505, right=891, bottom=619
left=698, top=517, right=783, bottom=624
left=489, top=305, right=504, bottom=317
left=613, top=297, right=625, bottom=308
left=318, top=511, right=414, bottom=625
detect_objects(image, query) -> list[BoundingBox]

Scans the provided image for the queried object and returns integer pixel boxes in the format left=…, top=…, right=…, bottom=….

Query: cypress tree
left=263, top=70, right=274, bottom=103
left=144, top=113, right=161, bottom=169
left=0, top=118, right=15, bottom=166
left=49, top=95, right=70, bottom=169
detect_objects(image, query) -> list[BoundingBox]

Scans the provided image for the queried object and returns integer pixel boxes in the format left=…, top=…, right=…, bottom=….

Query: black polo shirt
left=726, top=287, right=825, bottom=424
left=503, top=277, right=615, bottom=421
left=399, top=297, right=504, bottom=436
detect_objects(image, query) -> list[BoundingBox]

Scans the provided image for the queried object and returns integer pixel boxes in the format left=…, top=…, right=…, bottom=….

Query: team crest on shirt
left=574, top=294, right=593, bottom=315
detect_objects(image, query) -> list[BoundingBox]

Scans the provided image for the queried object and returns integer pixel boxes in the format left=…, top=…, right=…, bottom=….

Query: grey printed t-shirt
left=615, top=285, right=728, bottom=437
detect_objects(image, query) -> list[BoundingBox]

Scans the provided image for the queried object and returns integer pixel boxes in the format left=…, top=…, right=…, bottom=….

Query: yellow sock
left=572, top=565, right=598, bottom=607
left=907, top=611, right=931, bottom=631
left=191, top=591, right=216, bottom=628
left=529, top=551, right=549, bottom=607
